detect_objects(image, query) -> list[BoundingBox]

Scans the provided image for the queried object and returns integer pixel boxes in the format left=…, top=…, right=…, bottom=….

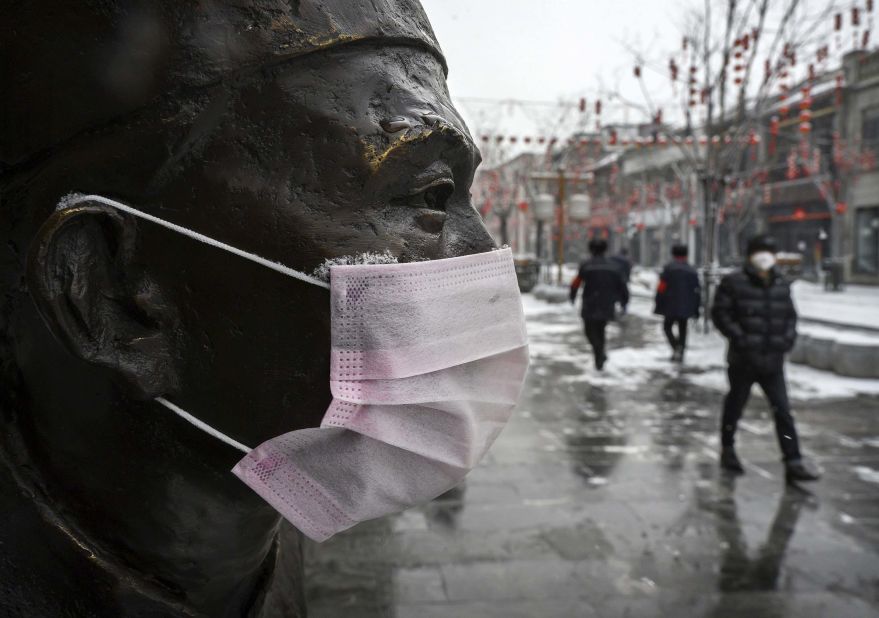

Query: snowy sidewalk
left=626, top=269, right=879, bottom=379
left=535, top=294, right=879, bottom=401
left=791, top=280, right=879, bottom=332
left=629, top=269, right=879, bottom=332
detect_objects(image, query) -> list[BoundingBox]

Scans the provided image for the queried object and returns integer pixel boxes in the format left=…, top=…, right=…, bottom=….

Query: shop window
left=863, top=108, right=879, bottom=147
left=855, top=206, right=879, bottom=275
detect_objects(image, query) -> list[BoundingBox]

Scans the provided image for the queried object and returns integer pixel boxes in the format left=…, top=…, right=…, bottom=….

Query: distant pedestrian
left=570, top=238, right=629, bottom=370
left=654, top=244, right=701, bottom=362
left=711, top=234, right=819, bottom=483
left=610, top=247, right=633, bottom=282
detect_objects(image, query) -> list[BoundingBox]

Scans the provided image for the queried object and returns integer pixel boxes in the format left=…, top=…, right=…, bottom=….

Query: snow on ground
left=626, top=265, right=879, bottom=333
left=791, top=280, right=879, bottom=331
left=523, top=293, right=879, bottom=401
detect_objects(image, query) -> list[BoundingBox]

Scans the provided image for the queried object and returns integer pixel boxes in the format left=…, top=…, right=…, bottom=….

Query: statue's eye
left=420, top=179, right=454, bottom=211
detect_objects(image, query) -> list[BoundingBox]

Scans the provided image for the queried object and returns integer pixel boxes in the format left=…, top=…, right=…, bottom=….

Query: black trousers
left=721, top=363, right=802, bottom=461
left=583, top=319, right=607, bottom=362
left=663, top=317, right=688, bottom=351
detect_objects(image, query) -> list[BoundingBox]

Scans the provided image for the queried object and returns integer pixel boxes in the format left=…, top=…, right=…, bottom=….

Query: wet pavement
left=304, top=294, right=879, bottom=617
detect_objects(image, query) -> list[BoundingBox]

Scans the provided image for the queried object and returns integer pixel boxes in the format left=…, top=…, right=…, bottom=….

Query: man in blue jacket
left=570, top=239, right=629, bottom=370
left=654, top=244, right=701, bottom=362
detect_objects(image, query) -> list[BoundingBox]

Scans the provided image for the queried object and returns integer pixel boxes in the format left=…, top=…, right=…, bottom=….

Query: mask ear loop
left=56, top=192, right=332, bottom=453
left=57, top=193, right=331, bottom=290
left=156, top=397, right=251, bottom=453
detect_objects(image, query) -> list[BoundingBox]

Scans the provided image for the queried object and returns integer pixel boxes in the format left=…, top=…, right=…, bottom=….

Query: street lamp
left=531, top=167, right=593, bottom=285
left=568, top=193, right=591, bottom=220
left=534, top=193, right=556, bottom=221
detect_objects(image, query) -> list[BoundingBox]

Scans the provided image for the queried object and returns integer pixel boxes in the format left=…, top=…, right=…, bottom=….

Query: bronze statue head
left=0, top=2, right=491, bottom=614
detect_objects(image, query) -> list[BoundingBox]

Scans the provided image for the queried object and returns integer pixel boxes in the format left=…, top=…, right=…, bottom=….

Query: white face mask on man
left=749, top=251, right=776, bottom=272
left=58, top=193, right=529, bottom=542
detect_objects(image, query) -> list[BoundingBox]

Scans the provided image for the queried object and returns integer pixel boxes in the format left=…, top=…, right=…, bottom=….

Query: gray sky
left=419, top=0, right=847, bottom=155
left=420, top=0, right=675, bottom=141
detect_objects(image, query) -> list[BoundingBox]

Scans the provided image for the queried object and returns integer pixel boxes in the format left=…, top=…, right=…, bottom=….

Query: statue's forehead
left=1, top=0, right=446, bottom=167
left=175, top=0, right=447, bottom=81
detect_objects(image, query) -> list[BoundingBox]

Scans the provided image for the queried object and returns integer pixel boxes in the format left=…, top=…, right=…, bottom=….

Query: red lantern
left=835, top=202, right=848, bottom=215
left=769, top=116, right=779, bottom=156
left=799, top=121, right=812, bottom=134
left=688, top=217, right=698, bottom=227
left=793, top=207, right=807, bottom=220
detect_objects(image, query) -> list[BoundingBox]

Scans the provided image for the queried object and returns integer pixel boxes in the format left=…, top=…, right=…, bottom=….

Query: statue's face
left=159, top=45, right=489, bottom=269
left=56, top=45, right=495, bottom=454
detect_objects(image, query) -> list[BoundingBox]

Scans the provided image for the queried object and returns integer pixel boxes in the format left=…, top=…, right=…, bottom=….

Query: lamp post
left=531, top=168, right=593, bottom=285
left=556, top=167, right=566, bottom=285
left=533, top=192, right=555, bottom=281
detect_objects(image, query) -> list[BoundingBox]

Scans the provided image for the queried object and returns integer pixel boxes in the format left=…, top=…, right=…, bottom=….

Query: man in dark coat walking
left=654, top=244, right=701, bottom=362
left=711, top=234, right=819, bottom=483
left=570, top=238, right=629, bottom=370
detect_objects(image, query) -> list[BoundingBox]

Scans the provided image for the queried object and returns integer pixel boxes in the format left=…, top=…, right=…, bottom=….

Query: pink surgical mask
left=59, top=194, right=529, bottom=542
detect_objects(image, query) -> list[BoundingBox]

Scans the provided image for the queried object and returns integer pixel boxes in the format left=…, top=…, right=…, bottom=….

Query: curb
left=790, top=334, right=879, bottom=379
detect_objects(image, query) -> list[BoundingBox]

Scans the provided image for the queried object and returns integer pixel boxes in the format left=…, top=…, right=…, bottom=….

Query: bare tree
left=615, top=0, right=847, bottom=325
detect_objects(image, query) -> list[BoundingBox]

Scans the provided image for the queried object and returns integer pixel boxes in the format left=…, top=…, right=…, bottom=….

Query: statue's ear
left=26, top=202, right=180, bottom=400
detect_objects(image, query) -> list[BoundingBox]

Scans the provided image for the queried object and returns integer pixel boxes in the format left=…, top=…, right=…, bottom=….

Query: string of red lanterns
left=477, top=133, right=765, bottom=147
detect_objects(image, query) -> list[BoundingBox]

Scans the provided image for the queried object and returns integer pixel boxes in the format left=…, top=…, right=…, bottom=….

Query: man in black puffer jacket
left=570, top=238, right=629, bottom=370
left=711, top=234, right=819, bottom=483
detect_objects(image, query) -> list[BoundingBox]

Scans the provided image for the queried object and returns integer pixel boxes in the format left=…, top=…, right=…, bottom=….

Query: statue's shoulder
left=0, top=463, right=135, bottom=617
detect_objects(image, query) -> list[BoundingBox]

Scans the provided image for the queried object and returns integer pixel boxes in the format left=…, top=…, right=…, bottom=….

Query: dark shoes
left=720, top=448, right=745, bottom=474
left=673, top=346, right=685, bottom=363
left=720, top=449, right=820, bottom=482
left=785, top=459, right=821, bottom=483
left=595, top=353, right=607, bottom=371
